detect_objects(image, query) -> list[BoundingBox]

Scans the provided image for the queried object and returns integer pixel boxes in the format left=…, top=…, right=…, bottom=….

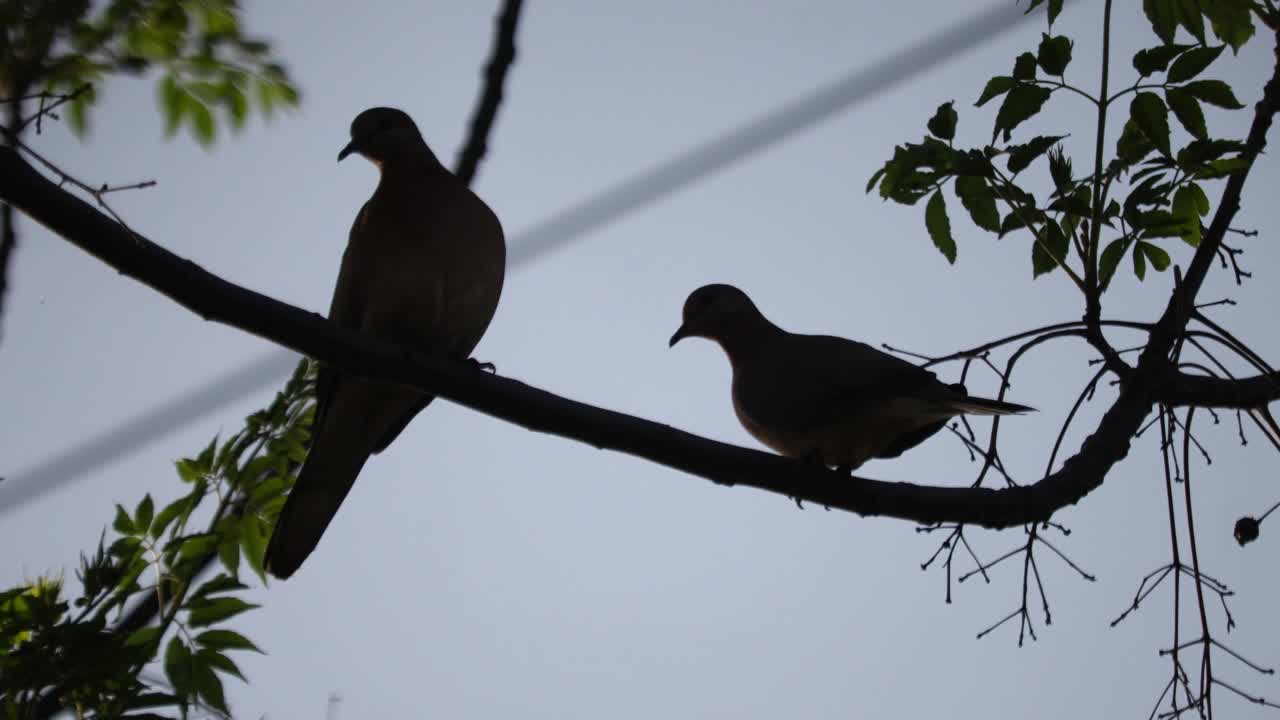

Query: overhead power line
left=1, top=1, right=1044, bottom=516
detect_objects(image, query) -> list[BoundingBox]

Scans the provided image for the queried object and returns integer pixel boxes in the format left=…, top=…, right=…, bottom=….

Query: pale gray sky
left=3, top=1, right=1279, bottom=718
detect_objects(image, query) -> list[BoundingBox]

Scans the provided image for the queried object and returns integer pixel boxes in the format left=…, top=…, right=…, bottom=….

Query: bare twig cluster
left=0, top=87, right=157, bottom=234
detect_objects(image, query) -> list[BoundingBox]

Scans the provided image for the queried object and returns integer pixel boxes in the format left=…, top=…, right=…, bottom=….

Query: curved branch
left=0, top=143, right=1156, bottom=530
left=1163, top=371, right=1280, bottom=409
left=0, top=29, right=1275, bottom=535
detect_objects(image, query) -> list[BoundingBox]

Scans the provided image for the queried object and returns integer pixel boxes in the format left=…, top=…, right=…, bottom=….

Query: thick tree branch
left=1, top=29, right=1276, bottom=536
left=0, top=143, right=1158, bottom=529
left=1163, top=371, right=1280, bottom=409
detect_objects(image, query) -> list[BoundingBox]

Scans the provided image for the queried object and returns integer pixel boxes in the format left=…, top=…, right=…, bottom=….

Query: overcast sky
left=3, top=1, right=1280, bottom=718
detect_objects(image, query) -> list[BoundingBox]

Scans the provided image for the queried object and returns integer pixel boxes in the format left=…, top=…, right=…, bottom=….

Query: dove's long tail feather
left=947, top=396, right=1036, bottom=415
left=264, top=433, right=369, bottom=580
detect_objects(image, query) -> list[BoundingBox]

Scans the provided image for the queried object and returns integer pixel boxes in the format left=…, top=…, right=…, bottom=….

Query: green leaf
left=201, top=647, right=247, bottom=682
left=1101, top=199, right=1122, bottom=227
left=190, top=100, right=216, bottom=147
left=116, top=554, right=148, bottom=594
left=197, top=435, right=218, bottom=468
left=240, top=514, right=269, bottom=584
left=186, top=596, right=258, bottom=627
left=1177, top=0, right=1206, bottom=43
left=1140, top=241, right=1172, bottom=271
left=1006, top=135, right=1066, bottom=174
left=953, top=149, right=995, bottom=177
left=927, top=101, right=958, bottom=141
left=1133, top=44, right=1192, bottom=76
left=1013, top=52, right=1038, bottom=81
left=1166, top=87, right=1207, bottom=140
left=219, top=535, right=241, bottom=576
left=1182, top=79, right=1244, bottom=108
left=193, top=573, right=249, bottom=599
left=1172, top=183, right=1208, bottom=246
left=1130, top=92, right=1172, bottom=157
left=203, top=6, right=238, bottom=34
left=925, top=190, right=957, bottom=264
left=276, top=81, right=301, bottom=107
left=1134, top=210, right=1185, bottom=239
left=1194, top=156, right=1248, bottom=179
left=1123, top=174, right=1168, bottom=220
left=151, top=497, right=187, bottom=539
left=164, top=636, right=193, bottom=695
left=993, top=83, right=1052, bottom=142
left=954, top=176, right=1000, bottom=232
left=1205, top=1, right=1255, bottom=52
left=187, top=80, right=222, bottom=102
left=159, top=74, right=185, bottom=137
left=113, top=504, right=136, bottom=536
left=999, top=211, right=1028, bottom=239
left=227, top=86, right=248, bottom=130
left=1143, top=0, right=1178, bottom=44
left=124, top=625, right=162, bottom=648
left=874, top=142, right=945, bottom=205
left=1099, top=237, right=1129, bottom=290
left=1047, top=0, right=1064, bottom=25
left=195, top=629, right=262, bottom=653
left=256, top=77, right=277, bottom=118
left=1167, top=45, right=1225, bottom=83
left=1132, top=241, right=1148, bottom=280
left=67, top=84, right=96, bottom=137
left=976, top=76, right=1016, bottom=107
left=111, top=534, right=143, bottom=559
left=175, top=458, right=204, bottom=483
left=134, top=494, right=154, bottom=535
left=1048, top=187, right=1091, bottom=217
left=1036, top=34, right=1072, bottom=76
left=194, top=661, right=229, bottom=714
left=1116, top=119, right=1155, bottom=168
left=176, top=532, right=221, bottom=560
left=866, top=167, right=886, bottom=194
left=1178, top=138, right=1245, bottom=165
left=1031, top=221, right=1069, bottom=277
left=247, top=473, right=288, bottom=505
left=1023, top=0, right=1065, bottom=24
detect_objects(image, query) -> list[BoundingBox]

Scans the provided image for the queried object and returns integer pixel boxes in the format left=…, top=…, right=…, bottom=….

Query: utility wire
left=0, top=1, right=1044, bottom=516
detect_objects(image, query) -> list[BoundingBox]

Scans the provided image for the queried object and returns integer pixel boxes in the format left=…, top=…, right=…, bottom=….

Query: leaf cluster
left=867, top=0, right=1257, bottom=290
left=0, top=361, right=316, bottom=718
left=1, top=0, right=300, bottom=145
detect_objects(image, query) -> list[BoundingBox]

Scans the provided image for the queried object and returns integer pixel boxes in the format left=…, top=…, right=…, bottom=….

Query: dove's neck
left=716, top=313, right=784, bottom=368
left=379, top=143, right=446, bottom=180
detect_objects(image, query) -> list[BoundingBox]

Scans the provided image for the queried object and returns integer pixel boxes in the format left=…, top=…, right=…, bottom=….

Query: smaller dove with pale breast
left=669, top=284, right=1032, bottom=471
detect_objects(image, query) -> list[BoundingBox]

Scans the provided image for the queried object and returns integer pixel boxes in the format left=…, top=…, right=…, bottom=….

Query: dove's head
left=338, top=107, right=430, bottom=166
left=669, top=284, right=764, bottom=347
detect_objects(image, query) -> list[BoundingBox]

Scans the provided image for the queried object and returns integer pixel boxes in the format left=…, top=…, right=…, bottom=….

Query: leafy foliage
left=867, top=0, right=1256, bottom=286
left=0, top=361, right=315, bottom=717
left=0, top=0, right=300, bottom=145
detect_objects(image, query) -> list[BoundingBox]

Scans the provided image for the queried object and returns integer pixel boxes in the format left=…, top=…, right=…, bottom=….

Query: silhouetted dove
left=265, top=107, right=506, bottom=579
left=669, top=284, right=1032, bottom=471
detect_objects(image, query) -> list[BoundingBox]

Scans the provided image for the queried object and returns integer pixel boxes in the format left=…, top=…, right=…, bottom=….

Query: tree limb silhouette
left=0, top=27, right=1276, bottom=534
